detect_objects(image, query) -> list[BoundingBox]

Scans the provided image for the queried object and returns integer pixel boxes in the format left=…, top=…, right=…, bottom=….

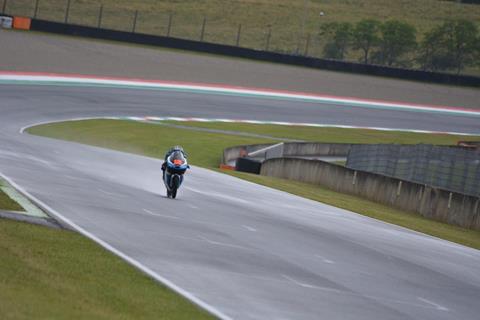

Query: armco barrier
left=27, top=19, right=480, bottom=87
left=222, top=143, right=275, bottom=166
left=260, top=157, right=480, bottom=230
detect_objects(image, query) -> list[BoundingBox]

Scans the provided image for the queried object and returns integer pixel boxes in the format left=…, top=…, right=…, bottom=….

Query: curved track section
left=1, top=74, right=479, bottom=320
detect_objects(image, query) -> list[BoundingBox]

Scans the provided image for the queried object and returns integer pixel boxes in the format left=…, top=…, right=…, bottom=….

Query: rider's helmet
left=169, top=150, right=186, bottom=167
left=172, top=145, right=184, bottom=152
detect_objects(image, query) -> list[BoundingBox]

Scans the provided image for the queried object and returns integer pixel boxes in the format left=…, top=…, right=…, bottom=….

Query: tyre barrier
left=235, top=157, right=262, bottom=175
left=0, top=15, right=12, bottom=29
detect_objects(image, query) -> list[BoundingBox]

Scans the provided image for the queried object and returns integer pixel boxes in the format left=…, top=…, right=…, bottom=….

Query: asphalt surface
left=1, top=29, right=480, bottom=109
left=1, top=82, right=480, bottom=320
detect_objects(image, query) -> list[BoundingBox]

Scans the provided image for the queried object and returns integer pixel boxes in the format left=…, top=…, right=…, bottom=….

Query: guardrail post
left=304, top=33, right=310, bottom=56
left=2, top=0, right=8, bottom=14
left=200, top=16, right=206, bottom=41
left=236, top=24, right=242, bottom=46
left=97, top=5, right=103, bottom=28
left=396, top=180, right=402, bottom=197
left=132, top=10, right=138, bottom=33
left=64, top=0, right=71, bottom=24
left=33, top=0, right=40, bottom=18
left=166, top=13, right=173, bottom=37
left=265, top=26, right=271, bottom=51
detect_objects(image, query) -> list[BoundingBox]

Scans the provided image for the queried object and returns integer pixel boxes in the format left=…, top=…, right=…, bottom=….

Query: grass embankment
left=5, top=1, right=480, bottom=71
left=28, top=119, right=480, bottom=249
left=0, top=181, right=24, bottom=212
left=0, top=219, right=214, bottom=320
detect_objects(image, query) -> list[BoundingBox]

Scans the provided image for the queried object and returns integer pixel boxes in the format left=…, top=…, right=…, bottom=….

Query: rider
left=161, top=145, right=187, bottom=178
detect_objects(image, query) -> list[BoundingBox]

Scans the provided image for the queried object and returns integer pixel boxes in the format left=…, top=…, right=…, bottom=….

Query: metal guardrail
left=346, top=144, right=480, bottom=196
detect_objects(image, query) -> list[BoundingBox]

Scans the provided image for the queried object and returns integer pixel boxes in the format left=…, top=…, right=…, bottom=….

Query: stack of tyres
left=0, top=16, right=13, bottom=29
left=235, top=157, right=262, bottom=174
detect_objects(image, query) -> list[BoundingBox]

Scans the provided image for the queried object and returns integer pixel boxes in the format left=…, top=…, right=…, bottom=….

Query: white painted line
left=242, top=225, right=257, bottom=232
left=142, top=208, right=183, bottom=221
left=198, top=236, right=248, bottom=250
left=282, top=275, right=318, bottom=289
left=97, top=188, right=117, bottom=197
left=315, top=254, right=335, bottom=264
left=186, top=187, right=250, bottom=204
left=417, top=297, right=449, bottom=312
left=0, top=173, right=232, bottom=320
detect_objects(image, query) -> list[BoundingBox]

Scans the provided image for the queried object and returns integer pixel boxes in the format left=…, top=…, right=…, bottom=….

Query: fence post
left=2, top=0, right=7, bottom=14
left=166, top=13, right=173, bottom=37
left=304, top=33, right=310, bottom=56
left=265, top=26, right=271, bottom=51
left=97, top=5, right=103, bottom=28
left=64, top=0, right=71, bottom=24
left=33, top=0, right=40, bottom=18
left=132, top=10, right=138, bottom=33
left=200, top=16, right=206, bottom=41
left=236, top=24, right=242, bottom=46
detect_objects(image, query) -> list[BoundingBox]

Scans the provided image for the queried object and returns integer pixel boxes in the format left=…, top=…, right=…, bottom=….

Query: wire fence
left=346, top=144, right=480, bottom=196
left=1, top=0, right=317, bottom=54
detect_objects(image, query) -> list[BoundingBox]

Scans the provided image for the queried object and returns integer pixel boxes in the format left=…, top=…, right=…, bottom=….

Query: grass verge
left=0, top=181, right=24, bottom=212
left=0, top=218, right=214, bottom=320
left=27, top=119, right=480, bottom=250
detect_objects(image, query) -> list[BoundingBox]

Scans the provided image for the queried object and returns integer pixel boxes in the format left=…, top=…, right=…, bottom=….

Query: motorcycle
left=163, top=151, right=189, bottom=199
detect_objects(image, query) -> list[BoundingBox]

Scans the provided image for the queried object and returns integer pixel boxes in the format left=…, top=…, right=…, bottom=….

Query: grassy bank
left=27, top=119, right=480, bottom=249
left=4, top=0, right=480, bottom=74
left=162, top=121, right=472, bottom=145
left=0, top=218, right=214, bottom=320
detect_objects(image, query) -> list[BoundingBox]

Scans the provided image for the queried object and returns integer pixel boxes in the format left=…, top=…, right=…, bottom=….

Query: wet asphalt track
left=1, top=83, right=480, bottom=319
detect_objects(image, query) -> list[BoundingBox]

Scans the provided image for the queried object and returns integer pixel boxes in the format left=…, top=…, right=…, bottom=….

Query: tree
left=417, top=27, right=454, bottom=71
left=320, top=22, right=353, bottom=60
left=417, top=19, right=478, bottom=73
left=372, top=20, right=417, bottom=67
left=443, top=19, right=478, bottom=73
left=352, top=19, right=381, bottom=64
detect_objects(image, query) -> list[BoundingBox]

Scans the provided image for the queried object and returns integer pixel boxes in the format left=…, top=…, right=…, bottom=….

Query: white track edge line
left=19, top=116, right=480, bottom=136
left=2, top=74, right=480, bottom=116
left=0, top=171, right=233, bottom=320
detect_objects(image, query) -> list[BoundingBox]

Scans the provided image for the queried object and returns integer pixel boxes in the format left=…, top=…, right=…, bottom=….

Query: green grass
left=0, top=181, right=24, bottom=212
left=27, top=119, right=480, bottom=250
left=162, top=120, right=477, bottom=145
left=28, top=119, right=274, bottom=168
left=0, top=218, right=214, bottom=320
left=4, top=0, right=480, bottom=74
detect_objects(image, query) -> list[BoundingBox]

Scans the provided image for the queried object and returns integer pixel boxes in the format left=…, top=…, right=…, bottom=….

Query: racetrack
left=1, top=74, right=479, bottom=320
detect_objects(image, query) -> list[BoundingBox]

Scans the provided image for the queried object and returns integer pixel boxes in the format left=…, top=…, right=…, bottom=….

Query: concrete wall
left=261, top=158, right=480, bottom=230
left=282, top=142, right=353, bottom=157
left=223, top=142, right=354, bottom=165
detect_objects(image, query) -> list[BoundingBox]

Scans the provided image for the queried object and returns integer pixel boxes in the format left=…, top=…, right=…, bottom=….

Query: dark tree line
left=319, top=19, right=479, bottom=73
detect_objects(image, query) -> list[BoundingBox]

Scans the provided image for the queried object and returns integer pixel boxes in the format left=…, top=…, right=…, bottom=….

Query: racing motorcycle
left=163, top=150, right=189, bottom=199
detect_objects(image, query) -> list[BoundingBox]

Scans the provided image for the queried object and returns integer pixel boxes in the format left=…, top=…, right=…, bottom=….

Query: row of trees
left=319, top=19, right=479, bottom=73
